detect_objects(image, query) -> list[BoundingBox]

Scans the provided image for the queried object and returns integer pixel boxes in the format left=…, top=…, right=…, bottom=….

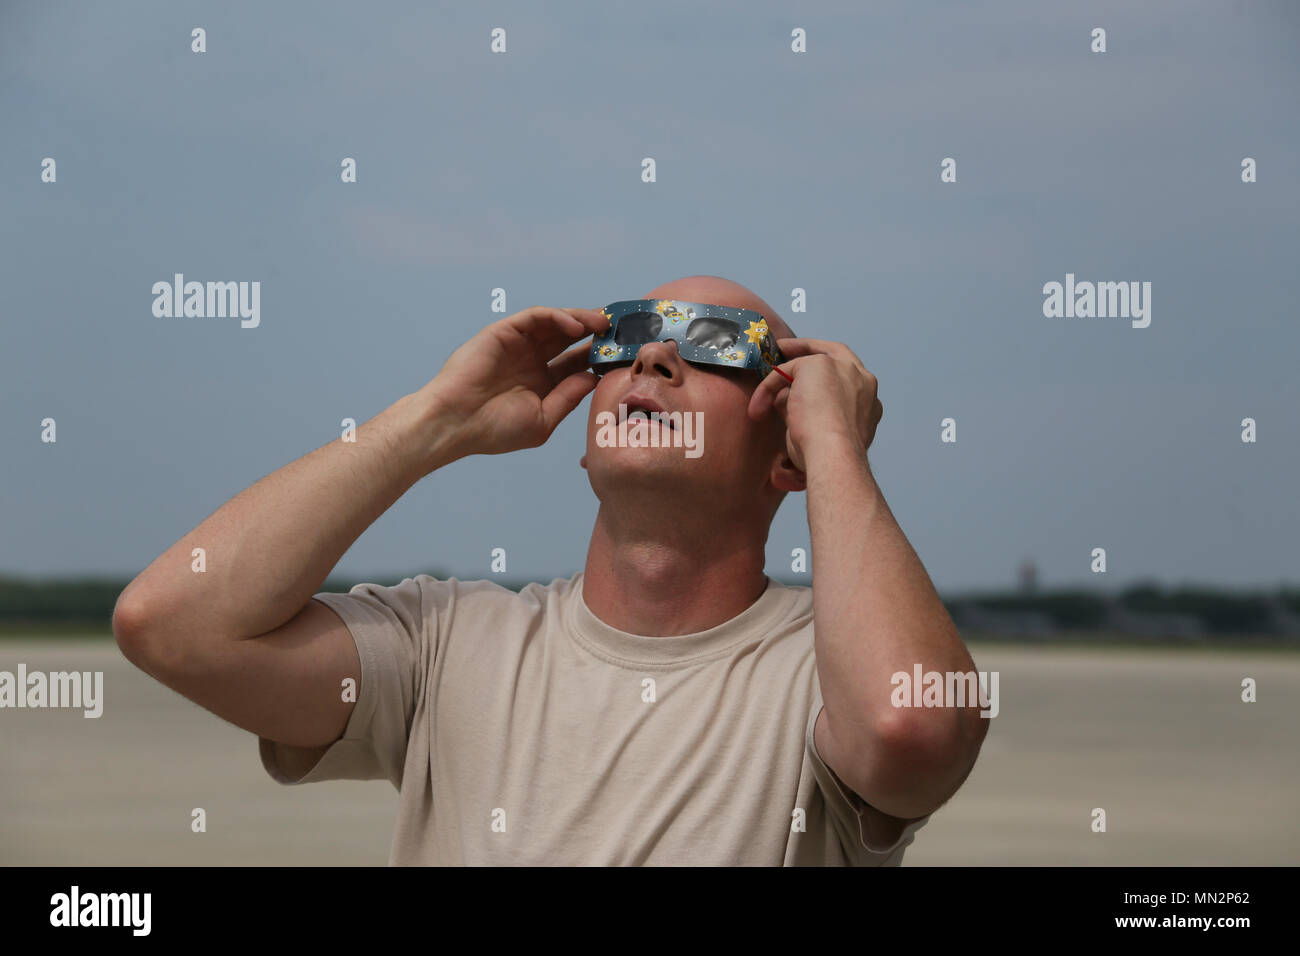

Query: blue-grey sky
left=3, top=0, right=1298, bottom=592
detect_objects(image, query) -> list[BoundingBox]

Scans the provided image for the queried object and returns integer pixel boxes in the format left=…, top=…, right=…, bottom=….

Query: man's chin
left=584, top=448, right=702, bottom=486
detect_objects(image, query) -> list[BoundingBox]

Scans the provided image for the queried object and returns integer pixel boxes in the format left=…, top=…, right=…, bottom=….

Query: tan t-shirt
left=258, top=572, right=931, bottom=865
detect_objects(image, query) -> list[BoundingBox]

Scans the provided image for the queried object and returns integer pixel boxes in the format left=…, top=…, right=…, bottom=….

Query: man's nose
left=630, top=340, right=683, bottom=381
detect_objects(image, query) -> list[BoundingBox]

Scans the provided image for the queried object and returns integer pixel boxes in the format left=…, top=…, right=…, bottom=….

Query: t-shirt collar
left=568, top=570, right=795, bottom=668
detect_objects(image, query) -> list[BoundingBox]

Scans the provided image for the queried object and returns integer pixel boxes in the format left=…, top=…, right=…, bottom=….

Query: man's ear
left=770, top=453, right=805, bottom=493
left=579, top=454, right=588, bottom=470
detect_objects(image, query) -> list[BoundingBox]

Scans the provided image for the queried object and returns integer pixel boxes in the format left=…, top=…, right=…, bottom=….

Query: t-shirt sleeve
left=258, top=576, right=441, bottom=789
left=805, top=677, right=931, bottom=865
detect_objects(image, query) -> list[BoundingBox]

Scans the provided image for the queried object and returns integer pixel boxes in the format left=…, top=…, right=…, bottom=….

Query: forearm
left=805, top=436, right=982, bottom=796
left=116, top=388, right=462, bottom=643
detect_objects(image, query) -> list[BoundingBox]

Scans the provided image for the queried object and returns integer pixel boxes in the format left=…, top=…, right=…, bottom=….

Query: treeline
left=941, top=583, right=1300, bottom=638
left=0, top=573, right=446, bottom=630
left=1, top=574, right=1299, bottom=639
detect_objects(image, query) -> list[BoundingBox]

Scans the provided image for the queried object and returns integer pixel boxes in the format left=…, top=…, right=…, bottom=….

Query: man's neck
left=581, top=503, right=769, bottom=636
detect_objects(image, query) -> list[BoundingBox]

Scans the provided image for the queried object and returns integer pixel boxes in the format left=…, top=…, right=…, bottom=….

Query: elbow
left=111, top=586, right=161, bottom=667
left=877, top=699, right=980, bottom=760
left=852, top=705, right=987, bottom=818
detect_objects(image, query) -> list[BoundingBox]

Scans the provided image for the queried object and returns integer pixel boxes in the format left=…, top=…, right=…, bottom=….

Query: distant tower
left=1018, top=559, right=1038, bottom=594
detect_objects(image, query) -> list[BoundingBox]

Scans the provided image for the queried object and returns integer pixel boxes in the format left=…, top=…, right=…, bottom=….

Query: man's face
left=581, top=335, right=785, bottom=501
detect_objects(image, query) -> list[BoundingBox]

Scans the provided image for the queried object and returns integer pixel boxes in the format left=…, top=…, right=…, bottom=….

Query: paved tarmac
left=2, top=638, right=1295, bottom=865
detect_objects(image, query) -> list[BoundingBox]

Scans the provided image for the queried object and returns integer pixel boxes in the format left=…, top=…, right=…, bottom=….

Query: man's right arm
left=111, top=389, right=464, bottom=749
left=111, top=306, right=608, bottom=753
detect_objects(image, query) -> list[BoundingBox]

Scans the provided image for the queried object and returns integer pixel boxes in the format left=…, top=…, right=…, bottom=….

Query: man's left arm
left=806, top=434, right=987, bottom=822
left=752, top=337, right=988, bottom=822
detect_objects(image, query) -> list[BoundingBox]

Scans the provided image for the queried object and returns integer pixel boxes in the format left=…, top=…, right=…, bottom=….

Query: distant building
left=1017, top=560, right=1038, bottom=594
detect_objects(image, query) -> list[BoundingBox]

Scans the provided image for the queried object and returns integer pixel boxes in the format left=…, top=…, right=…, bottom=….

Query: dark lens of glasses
left=614, top=312, right=663, bottom=345
left=685, top=316, right=741, bottom=350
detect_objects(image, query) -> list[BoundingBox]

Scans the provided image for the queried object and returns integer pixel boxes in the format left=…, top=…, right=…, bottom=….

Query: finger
left=540, top=370, right=599, bottom=435
left=771, top=337, right=832, bottom=358
left=774, top=337, right=865, bottom=370
left=772, top=387, right=790, bottom=423
left=553, top=307, right=612, bottom=348
left=569, top=307, right=613, bottom=335
left=547, top=341, right=594, bottom=381
left=505, top=308, right=602, bottom=361
left=550, top=307, right=611, bottom=337
left=748, top=357, right=801, bottom=420
left=507, top=308, right=597, bottom=350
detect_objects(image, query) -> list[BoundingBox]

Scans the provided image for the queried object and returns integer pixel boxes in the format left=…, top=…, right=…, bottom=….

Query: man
left=112, top=274, right=987, bottom=865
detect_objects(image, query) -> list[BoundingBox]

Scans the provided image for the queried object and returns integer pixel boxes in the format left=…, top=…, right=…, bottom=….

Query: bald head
left=642, top=274, right=795, bottom=341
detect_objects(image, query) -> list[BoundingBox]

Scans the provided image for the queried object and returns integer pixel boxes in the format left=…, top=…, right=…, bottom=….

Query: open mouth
left=620, top=403, right=676, bottom=431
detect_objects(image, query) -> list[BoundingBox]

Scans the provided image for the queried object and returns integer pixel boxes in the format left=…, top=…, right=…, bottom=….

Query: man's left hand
left=748, top=338, right=883, bottom=472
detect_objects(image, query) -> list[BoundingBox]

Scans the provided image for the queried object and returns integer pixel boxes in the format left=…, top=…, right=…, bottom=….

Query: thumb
left=772, top=387, right=790, bottom=423
left=541, top=370, right=598, bottom=434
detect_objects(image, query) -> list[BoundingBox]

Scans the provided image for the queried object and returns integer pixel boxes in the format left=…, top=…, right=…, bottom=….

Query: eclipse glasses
left=588, top=299, right=791, bottom=381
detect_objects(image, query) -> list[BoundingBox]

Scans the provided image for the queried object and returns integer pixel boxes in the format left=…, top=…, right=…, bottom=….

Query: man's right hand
left=419, top=306, right=611, bottom=458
